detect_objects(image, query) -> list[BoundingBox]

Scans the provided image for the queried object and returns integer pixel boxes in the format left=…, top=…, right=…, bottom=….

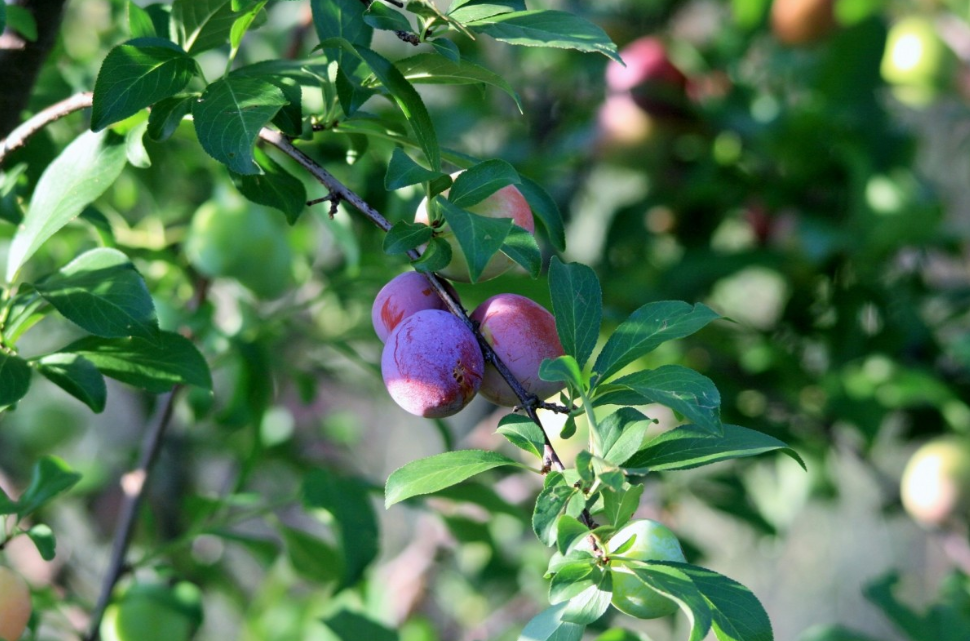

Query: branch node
left=396, top=30, right=421, bottom=46
left=307, top=193, right=342, bottom=218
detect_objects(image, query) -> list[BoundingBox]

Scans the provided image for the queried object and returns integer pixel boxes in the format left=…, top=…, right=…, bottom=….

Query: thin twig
left=0, top=91, right=93, bottom=166
left=84, top=388, right=180, bottom=641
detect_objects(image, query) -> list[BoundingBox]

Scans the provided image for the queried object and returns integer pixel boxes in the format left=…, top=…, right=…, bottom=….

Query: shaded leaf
left=147, top=94, right=194, bottom=141
left=411, top=236, right=452, bottom=273
left=549, top=257, right=601, bottom=370
left=439, top=197, right=512, bottom=282
left=383, top=220, right=433, bottom=255
left=533, top=472, right=577, bottom=546
left=16, top=456, right=82, bottom=518
left=279, top=525, right=343, bottom=585
left=0, top=352, right=32, bottom=407
left=449, top=159, right=520, bottom=208
left=517, top=602, right=585, bottom=641
left=501, top=224, right=541, bottom=277
left=323, top=610, right=398, bottom=641
left=385, top=147, right=446, bottom=190
left=27, top=524, right=56, bottom=561
left=670, top=562, right=774, bottom=641
left=497, top=414, right=545, bottom=459
left=630, top=564, right=713, bottom=641
left=36, top=354, right=107, bottom=413
left=173, top=0, right=243, bottom=54
left=231, top=147, right=307, bottom=223
left=518, top=175, right=565, bottom=251
left=467, top=10, right=620, bottom=62
left=449, top=0, right=525, bottom=23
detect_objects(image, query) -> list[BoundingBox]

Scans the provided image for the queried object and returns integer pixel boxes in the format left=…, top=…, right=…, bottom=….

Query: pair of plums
left=373, top=181, right=564, bottom=417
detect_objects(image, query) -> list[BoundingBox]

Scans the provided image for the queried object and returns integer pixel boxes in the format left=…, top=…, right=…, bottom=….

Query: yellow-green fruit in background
left=101, top=582, right=202, bottom=641
left=608, top=519, right=687, bottom=619
left=881, top=16, right=956, bottom=106
left=185, top=200, right=294, bottom=299
left=901, top=437, right=970, bottom=527
left=0, top=566, right=31, bottom=641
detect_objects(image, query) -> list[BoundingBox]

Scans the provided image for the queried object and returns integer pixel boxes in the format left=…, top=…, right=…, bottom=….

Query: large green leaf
left=63, top=332, right=212, bottom=393
left=629, top=564, right=713, bottom=641
left=497, top=414, right=546, bottom=459
left=36, top=354, right=108, bottom=413
left=593, top=302, right=720, bottom=385
left=533, top=472, right=578, bottom=547
left=302, top=469, right=379, bottom=588
left=670, top=563, right=774, bottom=641
left=516, top=602, right=585, bottom=641
left=595, top=365, right=722, bottom=435
left=396, top=53, right=523, bottom=112
left=449, top=159, right=520, bottom=209
left=311, top=0, right=372, bottom=74
left=172, top=0, right=243, bottom=54
left=517, top=175, right=565, bottom=251
left=35, top=248, right=158, bottom=339
left=623, top=423, right=806, bottom=473
left=91, top=38, right=199, bottom=132
left=467, top=10, right=621, bottom=62
left=501, top=224, right=542, bottom=277
left=595, top=407, right=651, bottom=465
left=383, top=220, right=432, bottom=255
left=6, top=130, right=128, bottom=281
left=448, top=0, right=525, bottom=23
left=439, top=197, right=513, bottom=283
left=549, top=257, right=601, bottom=371
left=192, top=75, right=287, bottom=174
left=385, top=450, right=521, bottom=507
left=0, top=352, right=32, bottom=407
left=384, top=147, right=447, bottom=190
left=279, top=525, right=344, bottom=585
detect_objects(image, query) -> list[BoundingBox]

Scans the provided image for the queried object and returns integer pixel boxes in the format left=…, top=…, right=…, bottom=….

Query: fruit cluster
left=372, top=180, right=565, bottom=418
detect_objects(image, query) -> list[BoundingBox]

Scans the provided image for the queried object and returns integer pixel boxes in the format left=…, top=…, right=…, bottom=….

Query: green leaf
left=385, top=450, right=521, bottom=508
left=7, top=129, right=128, bottom=282
left=862, top=573, right=927, bottom=641
left=128, top=1, right=156, bottom=37
left=549, top=560, right=598, bottom=603
left=385, top=147, right=446, bottom=190
left=670, top=562, right=774, bottom=641
left=538, top=355, right=584, bottom=393
left=63, top=332, right=212, bottom=393
left=192, top=75, right=286, bottom=174
left=624, top=423, right=806, bottom=473
left=411, top=236, right=452, bottom=273
left=383, top=221, right=433, bottom=255
left=0, top=352, right=32, bottom=407
left=35, top=248, right=158, bottom=339
left=593, top=302, right=720, bottom=385
left=562, top=570, right=612, bottom=625
left=533, top=472, right=577, bottom=546
left=0, top=486, right=17, bottom=515
left=16, top=456, right=82, bottom=518
left=36, top=354, right=108, bottom=413
left=397, top=53, right=523, bottom=112
left=0, top=2, right=6, bottom=35
left=311, top=0, right=373, bottom=74
left=797, top=625, right=882, bottom=641
left=449, top=159, right=520, bottom=209
left=323, top=610, right=398, bottom=641
left=91, top=38, right=198, bottom=132
left=555, top=514, right=590, bottom=555
left=229, top=0, right=267, bottom=51
left=279, top=525, right=344, bottom=585
left=355, top=45, right=441, bottom=172
left=517, top=602, right=585, bottom=641
left=629, top=564, right=713, bottom=641
left=5, top=5, right=37, bottom=41
left=27, top=524, right=56, bottom=561
left=467, top=10, right=621, bottom=62
left=596, top=365, right=722, bottom=435
left=501, top=225, right=541, bottom=277
left=549, top=257, right=601, bottom=370
left=595, top=408, right=651, bottom=465
left=125, top=119, right=152, bottom=168
left=302, top=469, right=379, bottom=588
left=517, top=175, right=565, bottom=251
left=147, top=94, right=194, bottom=141
left=231, top=147, right=307, bottom=224
left=602, top=483, right=643, bottom=527
left=439, top=197, right=512, bottom=283
left=497, top=414, right=545, bottom=459
left=363, top=2, right=412, bottom=32
left=430, top=38, right=461, bottom=62
left=449, top=0, right=525, bottom=23
left=172, top=0, right=243, bottom=54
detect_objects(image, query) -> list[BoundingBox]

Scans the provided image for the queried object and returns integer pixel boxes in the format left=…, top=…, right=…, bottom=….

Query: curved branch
left=0, top=92, right=93, bottom=167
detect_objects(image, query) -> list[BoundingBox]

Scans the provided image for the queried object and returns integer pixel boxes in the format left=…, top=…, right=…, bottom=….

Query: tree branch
left=0, top=92, right=93, bottom=167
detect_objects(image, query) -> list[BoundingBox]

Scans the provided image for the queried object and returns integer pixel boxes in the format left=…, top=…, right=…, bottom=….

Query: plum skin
left=382, top=309, right=484, bottom=418
left=607, top=519, right=687, bottom=619
left=372, top=272, right=460, bottom=343
left=414, top=173, right=535, bottom=282
left=0, top=565, right=31, bottom=641
left=470, top=294, right=564, bottom=406
left=901, top=437, right=970, bottom=526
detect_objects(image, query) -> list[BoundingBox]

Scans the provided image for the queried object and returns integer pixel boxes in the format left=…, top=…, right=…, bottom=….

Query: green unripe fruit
left=100, top=582, right=203, bottom=641
left=881, top=17, right=955, bottom=106
left=901, top=437, right=970, bottom=527
left=608, top=519, right=686, bottom=619
left=185, top=200, right=293, bottom=299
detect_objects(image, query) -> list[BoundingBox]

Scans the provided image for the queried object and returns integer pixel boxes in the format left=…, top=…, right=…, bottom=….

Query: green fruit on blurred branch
left=901, top=437, right=970, bottom=527
left=185, top=197, right=294, bottom=299
left=0, top=566, right=31, bottom=641
left=100, top=582, right=203, bottom=641
left=607, top=519, right=687, bottom=619
left=881, top=16, right=956, bottom=106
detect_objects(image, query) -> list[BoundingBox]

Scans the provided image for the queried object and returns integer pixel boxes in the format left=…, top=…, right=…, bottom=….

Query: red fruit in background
left=471, top=294, right=565, bottom=407
left=606, top=37, right=689, bottom=118
left=382, top=310, right=484, bottom=418
left=372, top=272, right=460, bottom=343
left=0, top=565, right=31, bottom=641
